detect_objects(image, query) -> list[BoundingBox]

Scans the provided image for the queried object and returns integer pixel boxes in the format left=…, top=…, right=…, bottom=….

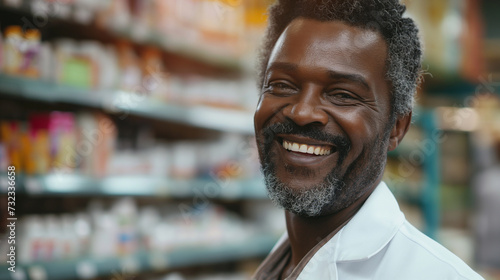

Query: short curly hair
left=257, top=0, right=423, bottom=118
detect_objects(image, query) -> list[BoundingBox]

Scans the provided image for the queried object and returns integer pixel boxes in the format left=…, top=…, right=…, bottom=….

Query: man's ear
left=388, top=111, right=412, bottom=151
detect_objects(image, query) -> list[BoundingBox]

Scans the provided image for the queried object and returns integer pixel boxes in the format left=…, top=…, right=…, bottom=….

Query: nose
left=282, top=87, right=329, bottom=127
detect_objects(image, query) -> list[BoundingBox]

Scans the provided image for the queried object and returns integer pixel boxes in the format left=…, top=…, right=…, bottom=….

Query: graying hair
left=257, top=0, right=423, bottom=118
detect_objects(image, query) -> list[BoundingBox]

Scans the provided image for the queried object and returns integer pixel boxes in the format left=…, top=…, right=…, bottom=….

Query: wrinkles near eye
left=265, top=81, right=297, bottom=96
left=326, top=90, right=360, bottom=105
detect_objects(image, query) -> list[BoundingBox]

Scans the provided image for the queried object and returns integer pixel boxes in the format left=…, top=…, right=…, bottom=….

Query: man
left=252, top=0, right=484, bottom=279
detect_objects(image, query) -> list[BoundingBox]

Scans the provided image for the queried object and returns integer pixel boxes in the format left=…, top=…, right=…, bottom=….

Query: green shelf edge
left=0, top=174, right=268, bottom=199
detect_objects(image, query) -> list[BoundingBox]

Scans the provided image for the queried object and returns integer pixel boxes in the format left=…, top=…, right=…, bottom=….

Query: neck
left=284, top=181, right=379, bottom=268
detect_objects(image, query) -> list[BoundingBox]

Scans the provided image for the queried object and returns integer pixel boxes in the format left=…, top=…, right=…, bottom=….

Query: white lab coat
left=270, top=182, right=484, bottom=280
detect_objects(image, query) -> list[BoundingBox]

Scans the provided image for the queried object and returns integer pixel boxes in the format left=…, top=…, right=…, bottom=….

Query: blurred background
left=0, top=0, right=498, bottom=279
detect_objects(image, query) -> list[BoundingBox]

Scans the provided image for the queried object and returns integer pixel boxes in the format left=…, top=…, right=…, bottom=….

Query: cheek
left=254, top=95, right=286, bottom=131
left=333, top=108, right=386, bottom=151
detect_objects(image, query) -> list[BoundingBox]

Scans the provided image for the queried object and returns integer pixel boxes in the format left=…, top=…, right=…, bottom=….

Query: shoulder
left=336, top=221, right=484, bottom=280
left=382, top=221, right=484, bottom=280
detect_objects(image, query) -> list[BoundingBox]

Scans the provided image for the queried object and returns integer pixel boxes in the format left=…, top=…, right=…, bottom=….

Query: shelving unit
left=0, top=2, right=271, bottom=279
left=0, top=234, right=278, bottom=280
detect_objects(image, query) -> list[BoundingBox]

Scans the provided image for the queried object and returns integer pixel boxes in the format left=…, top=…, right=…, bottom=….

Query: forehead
left=267, top=18, right=388, bottom=84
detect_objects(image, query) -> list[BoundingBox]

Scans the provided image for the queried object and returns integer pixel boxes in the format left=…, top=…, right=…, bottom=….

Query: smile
left=282, top=139, right=333, bottom=156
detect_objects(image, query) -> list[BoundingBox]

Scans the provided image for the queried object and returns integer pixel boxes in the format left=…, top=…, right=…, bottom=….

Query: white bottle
left=90, top=212, right=118, bottom=258
left=38, top=42, right=54, bottom=82
left=61, top=214, right=77, bottom=259
left=73, top=213, right=92, bottom=257
left=17, top=216, right=44, bottom=263
left=111, top=198, right=138, bottom=255
left=44, top=215, right=61, bottom=260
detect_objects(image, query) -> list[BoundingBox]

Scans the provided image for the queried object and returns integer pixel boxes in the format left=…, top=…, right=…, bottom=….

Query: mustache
left=261, top=119, right=351, bottom=152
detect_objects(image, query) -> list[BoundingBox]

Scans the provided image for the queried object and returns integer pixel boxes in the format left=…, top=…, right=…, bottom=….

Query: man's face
left=254, top=18, right=395, bottom=217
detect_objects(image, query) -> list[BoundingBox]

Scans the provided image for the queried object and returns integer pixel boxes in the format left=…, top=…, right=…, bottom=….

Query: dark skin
left=254, top=18, right=412, bottom=278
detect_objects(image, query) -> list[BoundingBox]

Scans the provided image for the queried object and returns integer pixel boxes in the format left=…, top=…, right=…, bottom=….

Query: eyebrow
left=328, top=71, right=371, bottom=91
left=267, top=62, right=298, bottom=73
left=267, top=62, right=371, bottom=91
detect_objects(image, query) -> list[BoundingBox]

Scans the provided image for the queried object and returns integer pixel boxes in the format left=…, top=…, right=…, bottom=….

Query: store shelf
left=0, top=234, right=278, bottom=280
left=0, top=4, right=248, bottom=71
left=115, top=28, right=247, bottom=70
left=0, top=74, right=255, bottom=134
left=0, top=173, right=267, bottom=199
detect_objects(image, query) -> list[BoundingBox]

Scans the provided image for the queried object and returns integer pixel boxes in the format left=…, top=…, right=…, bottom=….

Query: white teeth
left=299, top=144, right=308, bottom=153
left=307, top=146, right=314, bottom=154
left=282, top=140, right=332, bottom=156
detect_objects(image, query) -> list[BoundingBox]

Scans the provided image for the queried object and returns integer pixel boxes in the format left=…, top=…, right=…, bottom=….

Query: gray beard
left=257, top=119, right=392, bottom=218
left=260, top=134, right=389, bottom=218
left=262, top=164, right=346, bottom=217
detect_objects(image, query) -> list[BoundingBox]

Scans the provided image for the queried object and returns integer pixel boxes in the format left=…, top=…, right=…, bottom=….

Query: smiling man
left=252, top=1, right=483, bottom=279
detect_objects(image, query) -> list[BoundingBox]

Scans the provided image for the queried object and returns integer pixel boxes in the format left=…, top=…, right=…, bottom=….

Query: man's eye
left=271, top=82, right=292, bottom=90
left=326, top=91, right=359, bottom=104
left=334, top=93, right=355, bottom=99
left=267, top=82, right=296, bottom=95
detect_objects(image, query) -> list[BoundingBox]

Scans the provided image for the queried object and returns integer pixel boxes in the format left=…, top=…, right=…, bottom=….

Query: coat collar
left=331, top=181, right=405, bottom=262
left=263, top=181, right=406, bottom=280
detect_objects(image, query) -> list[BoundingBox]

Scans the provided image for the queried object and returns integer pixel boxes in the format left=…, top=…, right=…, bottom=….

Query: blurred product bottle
left=99, top=45, right=119, bottom=89
left=129, top=0, right=155, bottom=41
left=112, top=198, right=138, bottom=255
left=0, top=30, right=3, bottom=72
left=32, top=0, right=73, bottom=19
left=171, top=142, right=198, bottom=179
left=140, top=46, right=168, bottom=100
left=74, top=213, right=92, bottom=256
left=29, top=115, right=52, bottom=174
left=16, top=216, right=45, bottom=263
left=44, top=215, right=60, bottom=260
left=96, top=0, right=131, bottom=31
left=199, top=0, right=245, bottom=56
left=0, top=142, right=7, bottom=171
left=54, top=39, right=95, bottom=88
left=21, top=29, right=41, bottom=78
left=60, top=214, right=78, bottom=259
left=3, top=26, right=23, bottom=75
left=1, top=26, right=42, bottom=78
left=0, top=122, right=22, bottom=171
left=116, top=40, right=141, bottom=92
left=49, top=112, right=77, bottom=172
left=29, top=112, right=77, bottom=174
left=137, top=207, right=161, bottom=250
left=88, top=200, right=118, bottom=258
left=73, top=0, right=103, bottom=24
left=38, top=42, right=54, bottom=82
left=75, top=112, right=117, bottom=177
